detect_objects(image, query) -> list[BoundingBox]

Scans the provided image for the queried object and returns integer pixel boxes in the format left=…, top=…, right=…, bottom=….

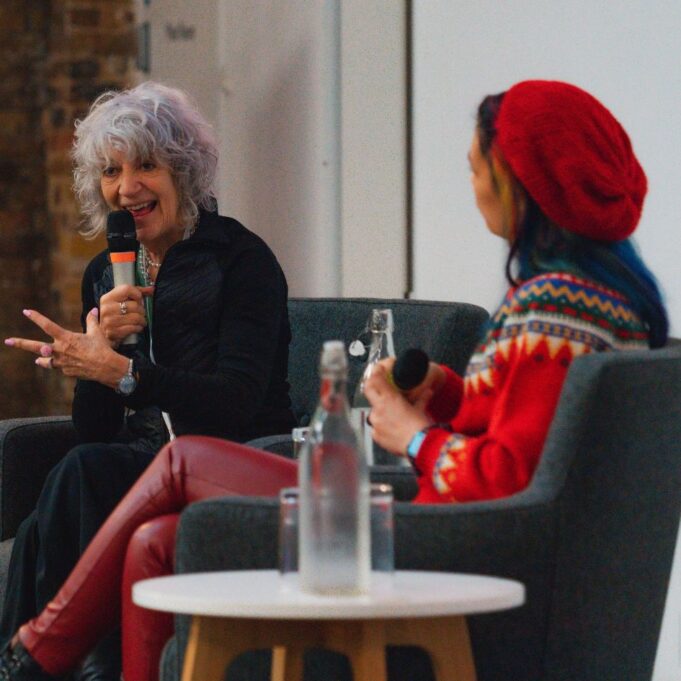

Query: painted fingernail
left=90, top=307, right=99, bottom=318
left=34, top=358, right=41, bottom=366
left=40, top=345, right=53, bottom=357
left=22, top=309, right=32, bottom=318
left=4, top=339, right=15, bottom=346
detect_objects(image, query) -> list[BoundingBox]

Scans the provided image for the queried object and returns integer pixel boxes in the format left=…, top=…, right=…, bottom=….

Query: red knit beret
left=495, top=80, right=647, bottom=241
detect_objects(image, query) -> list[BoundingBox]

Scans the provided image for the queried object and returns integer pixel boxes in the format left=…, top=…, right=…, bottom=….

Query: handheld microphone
left=106, top=210, right=140, bottom=346
left=392, top=348, right=430, bottom=391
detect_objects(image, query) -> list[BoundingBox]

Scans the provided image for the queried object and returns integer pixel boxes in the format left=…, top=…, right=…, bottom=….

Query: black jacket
left=72, top=210, right=295, bottom=445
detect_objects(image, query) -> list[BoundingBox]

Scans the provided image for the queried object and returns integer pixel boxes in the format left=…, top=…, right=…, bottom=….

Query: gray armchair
left=0, top=298, right=489, bottom=609
left=285, top=297, right=488, bottom=427
left=0, top=416, right=79, bottom=604
left=162, top=343, right=681, bottom=681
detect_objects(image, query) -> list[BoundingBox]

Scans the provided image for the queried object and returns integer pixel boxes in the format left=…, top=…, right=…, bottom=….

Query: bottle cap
left=320, top=340, right=348, bottom=374
left=370, top=309, right=394, bottom=333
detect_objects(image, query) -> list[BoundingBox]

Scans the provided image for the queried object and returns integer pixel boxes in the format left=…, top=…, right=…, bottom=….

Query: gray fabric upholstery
left=249, top=296, right=488, bottom=465
left=0, top=416, right=78, bottom=541
left=0, top=416, right=77, bottom=621
left=368, top=467, right=419, bottom=502
left=0, top=539, right=13, bottom=613
left=164, top=344, right=681, bottom=681
left=286, top=298, right=488, bottom=426
left=243, top=434, right=295, bottom=459
left=243, top=434, right=419, bottom=500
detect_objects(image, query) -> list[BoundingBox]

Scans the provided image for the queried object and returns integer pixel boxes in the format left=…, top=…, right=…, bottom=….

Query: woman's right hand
left=374, top=357, right=446, bottom=405
left=363, top=362, right=432, bottom=455
left=98, top=285, right=153, bottom=348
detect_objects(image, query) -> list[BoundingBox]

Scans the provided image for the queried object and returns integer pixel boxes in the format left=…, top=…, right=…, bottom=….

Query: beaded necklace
left=140, top=245, right=161, bottom=284
left=135, top=246, right=156, bottom=332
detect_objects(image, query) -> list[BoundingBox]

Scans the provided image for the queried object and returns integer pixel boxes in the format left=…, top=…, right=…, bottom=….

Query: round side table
left=134, top=569, right=524, bottom=681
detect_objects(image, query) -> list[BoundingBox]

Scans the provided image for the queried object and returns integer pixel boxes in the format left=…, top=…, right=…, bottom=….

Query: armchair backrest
left=534, top=343, right=681, bottom=681
left=287, top=297, right=489, bottom=425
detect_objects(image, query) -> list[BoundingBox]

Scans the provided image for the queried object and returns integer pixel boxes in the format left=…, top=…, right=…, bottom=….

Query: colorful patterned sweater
left=413, top=272, right=649, bottom=503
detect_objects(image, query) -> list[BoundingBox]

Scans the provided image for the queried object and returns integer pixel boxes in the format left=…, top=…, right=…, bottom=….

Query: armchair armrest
left=370, top=466, right=418, bottom=501
left=244, top=434, right=294, bottom=459
left=246, top=434, right=419, bottom=501
left=0, top=416, right=78, bottom=539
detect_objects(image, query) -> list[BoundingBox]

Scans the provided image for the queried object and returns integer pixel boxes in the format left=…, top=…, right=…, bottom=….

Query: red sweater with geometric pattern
left=412, top=272, right=649, bottom=503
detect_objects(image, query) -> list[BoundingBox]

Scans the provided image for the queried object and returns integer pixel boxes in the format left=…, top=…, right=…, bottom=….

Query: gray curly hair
left=72, top=81, right=218, bottom=238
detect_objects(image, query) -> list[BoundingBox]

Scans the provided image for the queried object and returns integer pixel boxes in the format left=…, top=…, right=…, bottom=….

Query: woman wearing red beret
left=365, top=80, right=667, bottom=503
left=0, top=81, right=668, bottom=681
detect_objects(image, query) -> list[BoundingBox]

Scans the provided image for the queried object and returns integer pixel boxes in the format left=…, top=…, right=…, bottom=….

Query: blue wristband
left=406, top=429, right=427, bottom=460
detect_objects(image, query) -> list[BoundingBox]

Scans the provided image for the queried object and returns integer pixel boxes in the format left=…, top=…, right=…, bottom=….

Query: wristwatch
left=406, top=429, right=427, bottom=461
left=116, top=358, right=137, bottom=396
left=406, top=423, right=453, bottom=461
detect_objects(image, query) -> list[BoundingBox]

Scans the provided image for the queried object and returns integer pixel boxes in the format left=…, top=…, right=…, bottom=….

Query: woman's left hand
left=363, top=362, right=433, bottom=456
left=5, top=308, right=128, bottom=388
left=98, top=284, right=152, bottom=349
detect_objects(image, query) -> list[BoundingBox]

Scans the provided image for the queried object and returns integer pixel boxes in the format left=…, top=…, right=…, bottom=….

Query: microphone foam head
left=106, top=210, right=138, bottom=253
left=393, top=348, right=429, bottom=391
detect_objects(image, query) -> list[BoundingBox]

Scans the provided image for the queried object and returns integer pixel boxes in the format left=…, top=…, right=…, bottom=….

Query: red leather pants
left=18, top=436, right=298, bottom=678
left=122, top=513, right=179, bottom=681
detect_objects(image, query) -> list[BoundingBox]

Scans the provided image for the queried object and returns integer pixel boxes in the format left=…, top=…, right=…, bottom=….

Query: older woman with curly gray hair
left=73, top=82, right=218, bottom=240
left=1, top=81, right=295, bottom=680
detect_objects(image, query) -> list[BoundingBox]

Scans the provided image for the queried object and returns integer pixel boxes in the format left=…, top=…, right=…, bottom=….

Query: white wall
left=217, top=0, right=407, bottom=298
left=216, top=0, right=343, bottom=296
left=136, top=0, right=407, bottom=299
left=412, top=0, right=681, bottom=337
left=339, top=0, right=407, bottom=297
left=136, top=0, right=220, bottom=124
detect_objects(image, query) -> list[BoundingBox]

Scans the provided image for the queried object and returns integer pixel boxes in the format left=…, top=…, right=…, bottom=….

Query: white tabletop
left=133, top=570, right=524, bottom=620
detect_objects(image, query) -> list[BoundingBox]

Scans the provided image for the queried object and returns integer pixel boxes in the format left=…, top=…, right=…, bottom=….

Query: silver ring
left=119, top=301, right=128, bottom=316
left=47, top=357, right=54, bottom=369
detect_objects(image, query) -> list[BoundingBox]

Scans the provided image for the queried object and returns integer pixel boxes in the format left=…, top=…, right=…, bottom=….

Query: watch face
left=118, top=374, right=137, bottom=396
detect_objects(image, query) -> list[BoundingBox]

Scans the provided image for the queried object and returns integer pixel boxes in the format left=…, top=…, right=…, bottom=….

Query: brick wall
left=0, top=0, right=136, bottom=418
left=0, top=3, right=51, bottom=418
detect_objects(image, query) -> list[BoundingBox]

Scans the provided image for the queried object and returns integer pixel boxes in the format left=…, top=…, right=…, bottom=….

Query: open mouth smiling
left=125, top=201, right=157, bottom=218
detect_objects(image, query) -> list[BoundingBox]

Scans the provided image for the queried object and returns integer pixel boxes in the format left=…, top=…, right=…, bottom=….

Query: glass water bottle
left=298, top=341, right=370, bottom=595
left=351, top=309, right=395, bottom=465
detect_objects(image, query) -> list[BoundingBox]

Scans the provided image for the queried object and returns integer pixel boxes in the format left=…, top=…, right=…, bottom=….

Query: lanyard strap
left=135, top=250, right=154, bottom=333
left=134, top=249, right=174, bottom=439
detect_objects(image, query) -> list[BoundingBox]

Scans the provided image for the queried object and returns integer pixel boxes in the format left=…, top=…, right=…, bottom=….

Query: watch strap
left=406, top=422, right=455, bottom=461
left=406, top=430, right=427, bottom=460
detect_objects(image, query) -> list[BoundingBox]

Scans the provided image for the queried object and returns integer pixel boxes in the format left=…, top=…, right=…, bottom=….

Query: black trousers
left=0, top=442, right=155, bottom=647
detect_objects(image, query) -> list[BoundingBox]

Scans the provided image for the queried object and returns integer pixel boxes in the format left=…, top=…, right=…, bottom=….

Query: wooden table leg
left=267, top=620, right=321, bottom=681
left=323, top=620, right=388, bottom=681
left=272, top=645, right=306, bottom=681
left=385, top=616, right=477, bottom=681
left=271, top=646, right=286, bottom=681
left=181, top=616, right=252, bottom=681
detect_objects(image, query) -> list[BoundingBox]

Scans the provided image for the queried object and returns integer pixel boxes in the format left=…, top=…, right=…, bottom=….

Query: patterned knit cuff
left=411, top=426, right=453, bottom=477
